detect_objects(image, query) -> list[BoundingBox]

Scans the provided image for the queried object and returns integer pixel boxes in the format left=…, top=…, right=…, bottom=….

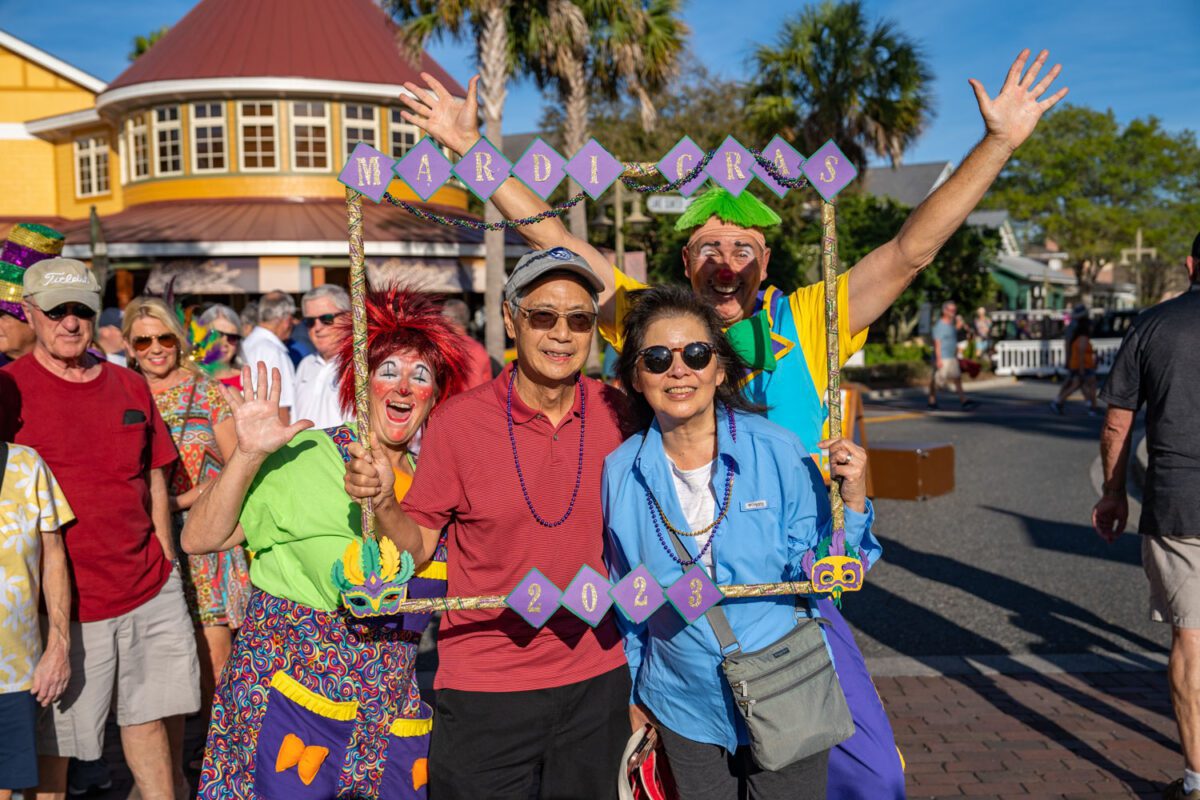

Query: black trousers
left=429, top=665, right=631, bottom=800
left=657, top=725, right=829, bottom=800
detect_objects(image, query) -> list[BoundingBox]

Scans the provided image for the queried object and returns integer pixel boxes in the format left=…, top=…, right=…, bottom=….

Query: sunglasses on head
left=517, top=306, right=596, bottom=333
left=637, top=342, right=716, bottom=374
left=40, top=303, right=96, bottom=321
left=132, top=333, right=179, bottom=352
left=303, top=313, right=344, bottom=328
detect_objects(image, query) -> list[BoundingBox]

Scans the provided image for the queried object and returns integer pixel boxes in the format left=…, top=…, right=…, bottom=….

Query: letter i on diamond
left=560, top=565, right=615, bottom=627
left=338, top=143, right=396, bottom=203
left=664, top=565, right=723, bottom=625
left=565, top=139, right=623, bottom=200
left=611, top=564, right=667, bottom=625
left=505, top=568, right=563, bottom=628
left=452, top=137, right=512, bottom=202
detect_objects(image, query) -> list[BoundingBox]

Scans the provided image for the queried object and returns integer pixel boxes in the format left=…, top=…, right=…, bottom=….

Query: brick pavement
left=879, top=670, right=1180, bottom=799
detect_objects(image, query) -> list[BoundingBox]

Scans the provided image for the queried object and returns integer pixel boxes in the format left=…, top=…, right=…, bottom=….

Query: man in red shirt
left=346, top=249, right=630, bottom=799
left=5, top=259, right=198, bottom=800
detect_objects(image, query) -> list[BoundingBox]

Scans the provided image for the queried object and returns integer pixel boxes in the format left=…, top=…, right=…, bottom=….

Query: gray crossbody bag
left=665, top=529, right=855, bottom=770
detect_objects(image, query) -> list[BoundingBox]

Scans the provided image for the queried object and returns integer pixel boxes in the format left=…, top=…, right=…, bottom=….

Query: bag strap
left=0, top=440, right=8, bottom=495
left=663, top=524, right=742, bottom=657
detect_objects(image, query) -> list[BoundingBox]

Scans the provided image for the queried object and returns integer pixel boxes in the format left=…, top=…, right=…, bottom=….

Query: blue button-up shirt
left=602, top=407, right=880, bottom=751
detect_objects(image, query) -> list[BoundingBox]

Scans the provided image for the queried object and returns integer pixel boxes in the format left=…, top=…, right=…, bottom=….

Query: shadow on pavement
left=982, top=504, right=1143, bottom=567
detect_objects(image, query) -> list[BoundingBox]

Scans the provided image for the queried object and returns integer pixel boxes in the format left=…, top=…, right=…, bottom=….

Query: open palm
left=970, top=49, right=1068, bottom=152
left=218, top=363, right=313, bottom=458
left=398, top=73, right=481, bottom=157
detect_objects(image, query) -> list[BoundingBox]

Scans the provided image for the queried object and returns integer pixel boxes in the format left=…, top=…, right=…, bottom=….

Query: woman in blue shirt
left=602, top=286, right=880, bottom=799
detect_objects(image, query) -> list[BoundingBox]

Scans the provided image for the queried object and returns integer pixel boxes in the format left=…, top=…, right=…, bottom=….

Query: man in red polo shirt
left=346, top=249, right=630, bottom=798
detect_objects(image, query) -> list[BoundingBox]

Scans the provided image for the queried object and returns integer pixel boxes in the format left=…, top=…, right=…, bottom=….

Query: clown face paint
left=682, top=227, right=769, bottom=325
left=368, top=348, right=437, bottom=448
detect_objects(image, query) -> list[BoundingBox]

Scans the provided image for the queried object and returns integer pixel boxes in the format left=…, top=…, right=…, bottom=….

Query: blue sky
left=3, top=0, right=1196, bottom=165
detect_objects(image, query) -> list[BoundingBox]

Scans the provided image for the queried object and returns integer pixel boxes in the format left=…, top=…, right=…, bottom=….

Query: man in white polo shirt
left=293, top=284, right=351, bottom=428
left=241, top=291, right=297, bottom=423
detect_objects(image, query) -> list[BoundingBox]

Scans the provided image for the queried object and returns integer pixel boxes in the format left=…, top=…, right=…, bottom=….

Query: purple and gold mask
left=331, top=536, right=415, bottom=618
left=801, top=528, right=867, bottom=605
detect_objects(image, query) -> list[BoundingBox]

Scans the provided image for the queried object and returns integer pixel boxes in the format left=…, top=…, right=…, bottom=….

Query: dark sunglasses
left=303, top=313, right=345, bottom=328
left=217, top=331, right=242, bottom=344
left=517, top=306, right=597, bottom=333
left=637, top=342, right=716, bottom=374
left=132, top=333, right=179, bottom=352
left=40, top=303, right=96, bottom=321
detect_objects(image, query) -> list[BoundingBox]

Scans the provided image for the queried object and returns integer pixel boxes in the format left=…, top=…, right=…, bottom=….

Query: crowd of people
left=0, top=49, right=1069, bottom=800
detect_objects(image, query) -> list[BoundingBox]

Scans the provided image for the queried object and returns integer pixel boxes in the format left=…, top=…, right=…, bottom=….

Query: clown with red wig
left=181, top=286, right=469, bottom=800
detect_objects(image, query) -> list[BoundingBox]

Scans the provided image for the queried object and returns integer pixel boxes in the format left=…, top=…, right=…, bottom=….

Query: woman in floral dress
left=122, top=297, right=252, bottom=719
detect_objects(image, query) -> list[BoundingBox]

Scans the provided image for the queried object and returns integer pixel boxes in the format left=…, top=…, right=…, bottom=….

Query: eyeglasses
left=516, top=306, right=597, bottom=333
left=216, top=331, right=242, bottom=345
left=131, top=333, right=179, bottom=352
left=303, top=313, right=345, bottom=328
left=637, top=342, right=716, bottom=374
left=39, top=303, right=96, bottom=321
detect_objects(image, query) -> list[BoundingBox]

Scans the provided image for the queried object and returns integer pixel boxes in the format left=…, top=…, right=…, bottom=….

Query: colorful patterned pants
left=198, top=590, right=429, bottom=800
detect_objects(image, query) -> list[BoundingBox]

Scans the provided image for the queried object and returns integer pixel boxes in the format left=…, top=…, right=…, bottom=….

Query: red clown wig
left=335, top=286, right=473, bottom=417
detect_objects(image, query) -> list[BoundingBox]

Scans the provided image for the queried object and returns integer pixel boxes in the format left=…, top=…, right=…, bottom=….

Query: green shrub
left=863, top=342, right=929, bottom=366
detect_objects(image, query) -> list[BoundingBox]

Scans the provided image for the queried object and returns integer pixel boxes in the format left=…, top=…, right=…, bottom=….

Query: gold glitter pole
left=389, top=580, right=825, bottom=614
left=346, top=187, right=374, bottom=539
left=822, top=199, right=845, bottom=534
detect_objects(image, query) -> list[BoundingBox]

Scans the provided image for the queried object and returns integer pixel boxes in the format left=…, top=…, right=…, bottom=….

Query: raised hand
left=969, top=49, right=1068, bottom=153
left=218, top=363, right=313, bottom=460
left=398, top=72, right=481, bottom=157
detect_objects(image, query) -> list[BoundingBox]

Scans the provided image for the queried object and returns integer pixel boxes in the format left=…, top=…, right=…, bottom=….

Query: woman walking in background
left=1050, top=314, right=1100, bottom=415
left=122, top=297, right=252, bottom=730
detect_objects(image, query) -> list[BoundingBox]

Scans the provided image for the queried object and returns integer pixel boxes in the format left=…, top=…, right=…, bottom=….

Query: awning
left=367, top=257, right=483, bottom=293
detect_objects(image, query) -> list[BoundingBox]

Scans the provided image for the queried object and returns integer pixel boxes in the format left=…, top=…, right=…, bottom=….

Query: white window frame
left=190, top=101, right=227, bottom=174
left=153, top=105, right=182, bottom=177
left=237, top=101, right=280, bottom=173
left=290, top=101, right=330, bottom=172
left=388, top=108, right=419, bottom=159
left=126, top=114, right=150, bottom=181
left=342, top=103, right=378, bottom=158
left=74, top=135, right=109, bottom=198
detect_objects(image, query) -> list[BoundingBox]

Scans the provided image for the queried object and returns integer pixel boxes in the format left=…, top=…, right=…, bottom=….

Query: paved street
left=847, top=378, right=1175, bottom=799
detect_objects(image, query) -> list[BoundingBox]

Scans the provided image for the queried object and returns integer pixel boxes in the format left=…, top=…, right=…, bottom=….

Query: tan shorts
left=39, top=568, right=200, bottom=760
left=934, top=358, right=962, bottom=388
left=1143, top=535, right=1200, bottom=629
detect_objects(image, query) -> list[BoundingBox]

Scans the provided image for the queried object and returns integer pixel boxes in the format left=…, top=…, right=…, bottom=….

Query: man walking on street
left=6, top=258, right=199, bottom=800
left=928, top=300, right=974, bottom=411
left=1093, top=232, right=1200, bottom=800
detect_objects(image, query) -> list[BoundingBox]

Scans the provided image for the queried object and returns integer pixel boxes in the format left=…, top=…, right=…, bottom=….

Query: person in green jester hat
left=399, top=48, right=1067, bottom=799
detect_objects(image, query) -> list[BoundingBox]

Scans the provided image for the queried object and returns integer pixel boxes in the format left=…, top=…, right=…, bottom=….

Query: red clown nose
left=716, top=268, right=736, bottom=283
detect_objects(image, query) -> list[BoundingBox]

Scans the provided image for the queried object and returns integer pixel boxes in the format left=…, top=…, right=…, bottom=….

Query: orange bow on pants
left=275, top=733, right=330, bottom=786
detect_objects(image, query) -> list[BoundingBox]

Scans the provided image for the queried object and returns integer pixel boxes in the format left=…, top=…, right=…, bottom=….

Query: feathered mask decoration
left=802, top=529, right=868, bottom=607
left=332, top=536, right=416, bottom=618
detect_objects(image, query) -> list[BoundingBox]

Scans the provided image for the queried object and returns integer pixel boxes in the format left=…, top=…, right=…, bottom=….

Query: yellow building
left=0, top=0, right=512, bottom=306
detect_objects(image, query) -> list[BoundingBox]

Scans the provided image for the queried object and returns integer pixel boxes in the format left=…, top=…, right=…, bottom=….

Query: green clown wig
left=674, top=185, right=782, bottom=233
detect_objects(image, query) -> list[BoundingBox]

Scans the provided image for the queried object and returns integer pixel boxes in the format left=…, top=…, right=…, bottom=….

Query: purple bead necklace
left=648, top=407, right=738, bottom=566
left=507, top=367, right=587, bottom=527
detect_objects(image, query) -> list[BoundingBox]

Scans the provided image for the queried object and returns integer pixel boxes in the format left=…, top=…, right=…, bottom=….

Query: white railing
left=992, top=337, right=1123, bottom=377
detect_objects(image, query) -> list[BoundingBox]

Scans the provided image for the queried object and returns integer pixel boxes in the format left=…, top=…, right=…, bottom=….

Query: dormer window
left=154, top=106, right=182, bottom=176
left=343, top=103, right=378, bottom=158
left=239, top=102, right=278, bottom=171
left=291, top=101, right=329, bottom=171
left=192, top=102, right=227, bottom=173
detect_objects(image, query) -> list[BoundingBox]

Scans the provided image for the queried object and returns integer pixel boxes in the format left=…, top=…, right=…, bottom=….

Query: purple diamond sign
left=611, top=564, right=667, bottom=625
left=665, top=566, right=723, bottom=625
left=656, top=136, right=708, bottom=198
left=704, top=136, right=755, bottom=196
left=565, top=138, right=622, bottom=200
left=452, top=137, right=511, bottom=202
left=803, top=139, right=857, bottom=202
left=560, top=565, right=615, bottom=628
left=512, top=138, right=567, bottom=200
left=505, top=568, right=562, bottom=628
left=754, top=135, right=806, bottom=199
left=393, top=137, right=453, bottom=201
left=338, top=143, right=396, bottom=203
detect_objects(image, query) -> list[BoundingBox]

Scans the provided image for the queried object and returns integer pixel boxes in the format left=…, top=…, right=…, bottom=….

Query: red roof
left=105, top=0, right=464, bottom=95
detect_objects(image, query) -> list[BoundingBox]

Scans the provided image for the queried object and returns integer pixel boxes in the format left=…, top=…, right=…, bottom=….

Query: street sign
left=647, top=194, right=693, bottom=215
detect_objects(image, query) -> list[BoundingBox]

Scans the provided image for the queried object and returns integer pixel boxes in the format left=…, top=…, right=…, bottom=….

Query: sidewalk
left=881, top=668, right=1179, bottom=799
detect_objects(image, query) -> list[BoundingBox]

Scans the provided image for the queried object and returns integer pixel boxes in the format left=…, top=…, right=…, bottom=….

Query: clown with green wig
left=401, top=48, right=1066, bottom=798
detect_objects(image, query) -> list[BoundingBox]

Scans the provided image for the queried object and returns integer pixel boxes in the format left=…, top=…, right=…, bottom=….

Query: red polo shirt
left=402, top=362, right=630, bottom=692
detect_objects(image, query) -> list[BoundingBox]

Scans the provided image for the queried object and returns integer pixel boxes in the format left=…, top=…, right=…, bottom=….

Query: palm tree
left=128, top=26, right=169, bottom=62
left=745, top=0, right=933, bottom=174
left=518, top=0, right=687, bottom=237
left=387, top=0, right=517, bottom=362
